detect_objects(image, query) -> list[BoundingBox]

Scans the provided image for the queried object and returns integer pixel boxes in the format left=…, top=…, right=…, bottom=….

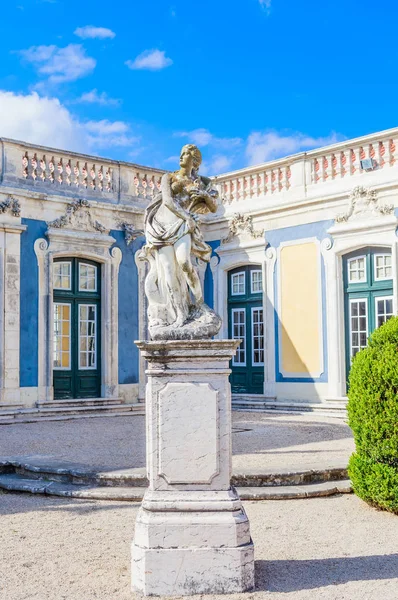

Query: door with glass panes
left=344, top=247, right=394, bottom=376
left=53, top=258, right=101, bottom=399
left=228, top=265, right=264, bottom=394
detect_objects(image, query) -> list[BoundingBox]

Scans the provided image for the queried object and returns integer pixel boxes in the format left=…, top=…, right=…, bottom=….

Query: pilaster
left=0, top=223, right=26, bottom=404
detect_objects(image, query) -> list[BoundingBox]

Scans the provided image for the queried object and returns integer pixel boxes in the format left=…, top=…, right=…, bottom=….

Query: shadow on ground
left=255, top=554, right=398, bottom=592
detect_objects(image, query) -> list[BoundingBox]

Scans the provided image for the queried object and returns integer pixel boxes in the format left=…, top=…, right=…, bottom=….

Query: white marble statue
left=139, top=144, right=221, bottom=340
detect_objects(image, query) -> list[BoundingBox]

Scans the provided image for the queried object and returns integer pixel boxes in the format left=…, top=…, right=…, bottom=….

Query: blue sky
left=0, top=0, right=397, bottom=174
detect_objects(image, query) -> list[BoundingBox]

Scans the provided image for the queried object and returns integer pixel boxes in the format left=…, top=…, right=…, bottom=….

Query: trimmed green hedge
left=347, top=315, right=398, bottom=513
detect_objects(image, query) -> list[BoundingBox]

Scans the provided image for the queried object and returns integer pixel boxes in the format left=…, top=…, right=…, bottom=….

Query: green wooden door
left=53, top=258, right=101, bottom=399
left=228, top=265, right=264, bottom=394
left=344, top=247, right=393, bottom=378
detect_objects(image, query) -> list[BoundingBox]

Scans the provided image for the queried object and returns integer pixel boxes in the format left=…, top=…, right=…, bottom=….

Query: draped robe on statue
left=140, top=171, right=218, bottom=335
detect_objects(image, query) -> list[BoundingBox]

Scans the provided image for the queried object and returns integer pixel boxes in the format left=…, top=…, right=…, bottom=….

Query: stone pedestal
left=132, top=340, right=254, bottom=596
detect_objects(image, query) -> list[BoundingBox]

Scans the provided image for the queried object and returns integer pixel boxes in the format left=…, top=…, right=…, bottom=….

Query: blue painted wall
left=204, top=240, right=220, bottom=309
left=112, top=231, right=144, bottom=385
left=20, top=218, right=47, bottom=387
left=267, top=220, right=334, bottom=384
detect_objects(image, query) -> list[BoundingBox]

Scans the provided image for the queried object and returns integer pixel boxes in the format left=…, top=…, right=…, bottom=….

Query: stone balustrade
left=0, top=138, right=164, bottom=204
left=214, top=128, right=398, bottom=205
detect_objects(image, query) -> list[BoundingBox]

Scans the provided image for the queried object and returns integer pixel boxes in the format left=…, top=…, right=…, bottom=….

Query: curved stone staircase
left=0, top=456, right=352, bottom=501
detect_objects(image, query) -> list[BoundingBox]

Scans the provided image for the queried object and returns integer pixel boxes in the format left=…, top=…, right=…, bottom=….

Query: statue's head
left=180, top=144, right=202, bottom=174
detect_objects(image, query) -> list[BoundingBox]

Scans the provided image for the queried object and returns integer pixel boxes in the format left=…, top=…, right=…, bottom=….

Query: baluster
left=98, top=166, right=104, bottom=191
left=286, top=166, right=291, bottom=189
left=340, top=151, right=347, bottom=178
left=148, top=176, right=155, bottom=197
left=82, top=162, right=88, bottom=188
left=57, top=158, right=63, bottom=184
left=142, top=174, right=148, bottom=198
left=317, top=157, right=324, bottom=182
left=234, top=178, right=239, bottom=201
left=350, top=148, right=359, bottom=175
left=271, top=169, right=276, bottom=193
left=331, top=153, right=338, bottom=178
left=251, top=173, right=258, bottom=197
left=243, top=176, right=249, bottom=200
left=40, top=156, right=47, bottom=182
left=359, top=146, right=366, bottom=172
left=31, top=154, right=38, bottom=180
left=389, top=139, right=398, bottom=165
left=259, top=172, right=265, bottom=195
left=74, top=162, right=80, bottom=187
left=378, top=141, right=386, bottom=169
left=22, top=152, right=29, bottom=179
left=49, top=157, right=55, bottom=183
left=369, top=143, right=375, bottom=166
left=312, top=158, right=320, bottom=183
left=90, top=165, right=96, bottom=189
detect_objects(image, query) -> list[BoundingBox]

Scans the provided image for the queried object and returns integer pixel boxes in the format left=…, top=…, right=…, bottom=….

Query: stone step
left=34, top=404, right=138, bottom=416
left=0, top=404, right=145, bottom=425
left=0, top=474, right=352, bottom=501
left=232, top=399, right=347, bottom=418
left=0, top=457, right=348, bottom=488
left=36, top=397, right=124, bottom=408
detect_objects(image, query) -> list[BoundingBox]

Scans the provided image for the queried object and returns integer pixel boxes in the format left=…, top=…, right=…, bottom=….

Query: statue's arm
left=161, top=173, right=191, bottom=221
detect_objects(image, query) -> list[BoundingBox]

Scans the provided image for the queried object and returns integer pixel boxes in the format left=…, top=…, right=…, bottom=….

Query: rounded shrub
left=347, top=315, right=398, bottom=513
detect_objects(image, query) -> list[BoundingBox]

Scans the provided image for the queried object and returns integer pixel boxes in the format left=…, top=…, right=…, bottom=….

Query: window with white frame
left=53, top=261, right=72, bottom=290
left=374, top=254, right=392, bottom=281
left=349, top=298, right=368, bottom=359
left=251, top=270, right=263, bottom=294
left=252, top=307, right=264, bottom=365
left=375, top=296, right=394, bottom=328
left=348, top=257, right=366, bottom=283
left=79, top=304, right=97, bottom=369
left=53, top=303, right=71, bottom=369
left=231, top=272, right=245, bottom=295
left=232, top=309, right=246, bottom=365
left=79, top=263, right=97, bottom=291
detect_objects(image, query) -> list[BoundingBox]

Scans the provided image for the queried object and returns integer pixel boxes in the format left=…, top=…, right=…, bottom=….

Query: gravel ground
left=0, top=412, right=354, bottom=472
left=1, top=492, right=397, bottom=600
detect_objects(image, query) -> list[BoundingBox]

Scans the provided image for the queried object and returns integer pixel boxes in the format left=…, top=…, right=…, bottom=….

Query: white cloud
left=0, top=90, right=139, bottom=154
left=76, top=89, right=121, bottom=106
left=245, top=130, right=344, bottom=166
left=259, top=0, right=272, bottom=13
left=84, top=119, right=139, bottom=148
left=126, top=49, right=173, bottom=71
left=74, top=25, right=116, bottom=39
left=175, top=128, right=242, bottom=149
left=19, top=44, right=96, bottom=84
left=200, top=155, right=233, bottom=176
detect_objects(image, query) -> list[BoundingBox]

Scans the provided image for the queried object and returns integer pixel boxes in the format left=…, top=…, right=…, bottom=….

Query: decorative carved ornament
left=222, top=213, right=264, bottom=244
left=336, top=186, right=394, bottom=223
left=0, top=195, right=21, bottom=217
left=119, top=221, right=144, bottom=245
left=47, top=199, right=109, bottom=234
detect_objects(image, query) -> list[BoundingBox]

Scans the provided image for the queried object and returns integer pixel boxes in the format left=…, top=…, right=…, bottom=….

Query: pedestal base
left=133, top=340, right=255, bottom=596
left=132, top=543, right=254, bottom=596
left=132, top=488, right=254, bottom=596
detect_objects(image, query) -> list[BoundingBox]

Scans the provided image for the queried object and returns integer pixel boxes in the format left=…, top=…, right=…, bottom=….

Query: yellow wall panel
left=280, top=241, right=321, bottom=375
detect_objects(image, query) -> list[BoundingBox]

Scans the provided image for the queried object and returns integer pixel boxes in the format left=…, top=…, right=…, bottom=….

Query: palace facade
left=1, top=127, right=398, bottom=420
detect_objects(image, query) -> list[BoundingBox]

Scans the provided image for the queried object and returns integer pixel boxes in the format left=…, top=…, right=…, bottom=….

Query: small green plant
left=347, top=315, right=398, bottom=513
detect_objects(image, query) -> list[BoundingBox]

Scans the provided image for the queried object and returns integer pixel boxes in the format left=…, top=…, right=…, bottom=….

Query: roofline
left=213, top=125, right=398, bottom=179
left=0, top=137, right=165, bottom=174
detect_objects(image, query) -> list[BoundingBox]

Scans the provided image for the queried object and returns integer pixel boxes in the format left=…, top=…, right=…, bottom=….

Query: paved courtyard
left=0, top=412, right=354, bottom=473
left=1, top=492, right=397, bottom=600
